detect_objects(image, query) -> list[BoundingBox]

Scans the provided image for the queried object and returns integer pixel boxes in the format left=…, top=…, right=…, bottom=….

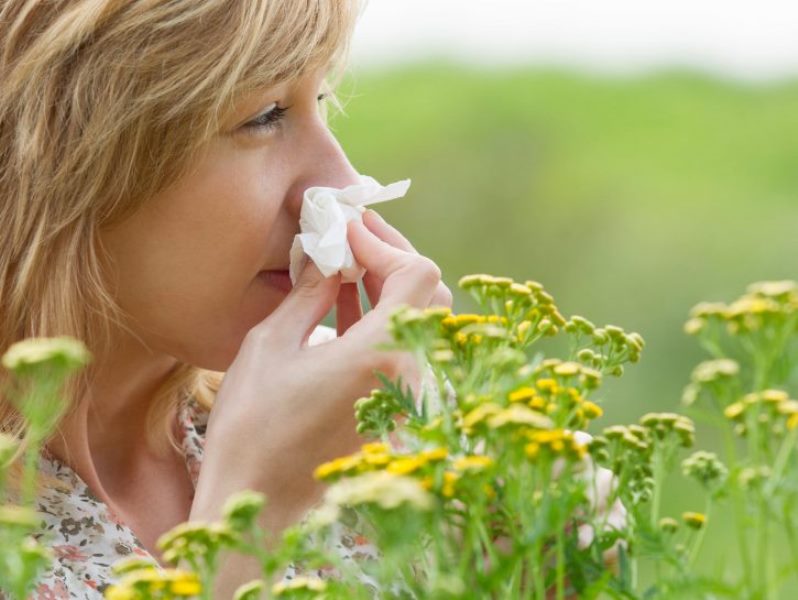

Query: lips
left=258, top=269, right=292, bottom=293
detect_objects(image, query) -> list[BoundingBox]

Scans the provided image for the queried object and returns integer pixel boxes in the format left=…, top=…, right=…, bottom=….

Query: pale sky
left=350, top=0, right=798, bottom=81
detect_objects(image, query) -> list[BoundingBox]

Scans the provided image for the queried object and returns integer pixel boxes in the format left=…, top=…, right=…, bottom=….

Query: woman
left=0, top=0, right=452, bottom=596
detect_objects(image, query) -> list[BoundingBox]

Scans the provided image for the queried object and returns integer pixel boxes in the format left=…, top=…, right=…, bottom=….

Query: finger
left=256, top=259, right=341, bottom=346
left=365, top=266, right=452, bottom=311
left=362, top=209, right=418, bottom=253
left=430, top=282, right=454, bottom=309
left=336, top=282, right=363, bottom=336
left=361, top=210, right=417, bottom=307
left=347, top=219, right=440, bottom=309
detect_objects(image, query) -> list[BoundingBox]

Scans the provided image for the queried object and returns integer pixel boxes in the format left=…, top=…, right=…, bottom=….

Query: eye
left=243, top=102, right=289, bottom=133
left=241, top=94, right=329, bottom=135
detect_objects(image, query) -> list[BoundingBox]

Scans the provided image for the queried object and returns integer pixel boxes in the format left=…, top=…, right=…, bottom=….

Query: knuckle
left=243, top=325, right=272, bottom=347
left=411, top=256, right=442, bottom=286
left=362, top=349, right=401, bottom=380
left=291, top=280, right=318, bottom=299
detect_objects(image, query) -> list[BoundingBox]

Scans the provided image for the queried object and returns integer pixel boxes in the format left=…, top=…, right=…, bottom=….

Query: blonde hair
left=0, top=0, right=359, bottom=468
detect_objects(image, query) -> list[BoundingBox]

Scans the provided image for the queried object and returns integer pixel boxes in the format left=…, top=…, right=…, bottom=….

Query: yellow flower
left=747, top=280, right=798, bottom=298
left=313, top=454, right=362, bottom=480
left=442, top=471, right=459, bottom=498
left=453, top=455, right=494, bottom=471
left=777, top=400, right=798, bottom=416
left=387, top=455, right=426, bottom=475
left=682, top=512, right=707, bottom=530
left=442, top=314, right=483, bottom=330
left=683, top=318, right=705, bottom=335
left=110, top=557, right=160, bottom=576
left=553, top=362, right=580, bottom=377
left=324, top=471, right=434, bottom=511
left=419, top=447, right=448, bottom=462
left=0, top=505, right=38, bottom=529
left=508, top=386, right=536, bottom=403
left=104, top=585, right=137, bottom=600
left=361, top=442, right=389, bottom=454
left=536, top=378, right=559, bottom=393
left=170, top=573, right=202, bottom=596
left=487, top=405, right=553, bottom=430
left=582, top=401, right=603, bottom=419
left=525, top=443, right=540, bottom=460
left=525, top=429, right=586, bottom=461
left=2, top=336, right=91, bottom=373
left=233, top=579, right=267, bottom=600
left=529, top=396, right=547, bottom=411
left=788, top=413, right=798, bottom=431
left=272, top=577, right=327, bottom=596
left=462, top=402, right=503, bottom=431
left=761, top=389, right=789, bottom=404
left=724, top=402, right=745, bottom=420
left=516, top=320, right=532, bottom=341
left=362, top=452, right=391, bottom=466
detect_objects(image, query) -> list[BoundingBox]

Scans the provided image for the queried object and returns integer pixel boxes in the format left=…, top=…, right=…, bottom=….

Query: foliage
left=1, top=277, right=797, bottom=598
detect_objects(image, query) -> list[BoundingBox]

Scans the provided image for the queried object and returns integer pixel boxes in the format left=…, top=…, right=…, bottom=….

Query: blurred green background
left=330, top=64, right=798, bottom=587
left=332, top=63, right=798, bottom=424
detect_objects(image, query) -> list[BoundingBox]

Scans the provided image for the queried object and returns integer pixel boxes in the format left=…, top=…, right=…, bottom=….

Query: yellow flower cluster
left=314, top=442, right=448, bottom=481
left=1, top=335, right=91, bottom=373
left=685, top=280, right=798, bottom=336
left=723, top=389, right=798, bottom=435
left=566, top=319, right=645, bottom=368
left=315, top=442, right=496, bottom=502
left=419, top=455, right=495, bottom=499
left=602, top=424, right=651, bottom=453
left=639, top=412, right=695, bottom=448
left=507, top=378, right=603, bottom=429
left=324, top=471, right=435, bottom=511
left=104, top=567, right=201, bottom=600
left=457, top=274, right=567, bottom=338
left=460, top=402, right=553, bottom=437
left=271, top=576, right=327, bottom=596
left=441, top=314, right=510, bottom=348
left=156, top=521, right=238, bottom=565
left=524, top=429, right=587, bottom=462
left=535, top=359, right=602, bottom=391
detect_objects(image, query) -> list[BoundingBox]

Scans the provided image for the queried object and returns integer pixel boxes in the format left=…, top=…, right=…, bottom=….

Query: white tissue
left=289, top=175, right=411, bottom=285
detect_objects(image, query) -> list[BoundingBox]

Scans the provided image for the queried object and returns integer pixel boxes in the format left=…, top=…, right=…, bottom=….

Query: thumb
left=260, top=258, right=341, bottom=346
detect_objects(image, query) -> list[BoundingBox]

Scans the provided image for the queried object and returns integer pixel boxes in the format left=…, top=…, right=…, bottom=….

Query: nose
left=286, top=125, right=361, bottom=218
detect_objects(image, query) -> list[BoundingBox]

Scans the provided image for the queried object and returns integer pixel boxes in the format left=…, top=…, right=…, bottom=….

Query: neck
left=44, top=329, right=180, bottom=501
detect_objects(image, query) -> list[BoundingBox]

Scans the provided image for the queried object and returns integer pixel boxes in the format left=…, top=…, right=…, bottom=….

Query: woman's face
left=100, top=69, right=359, bottom=370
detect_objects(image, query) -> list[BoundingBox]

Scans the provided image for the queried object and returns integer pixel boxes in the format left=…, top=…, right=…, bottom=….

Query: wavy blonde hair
left=0, top=0, right=359, bottom=468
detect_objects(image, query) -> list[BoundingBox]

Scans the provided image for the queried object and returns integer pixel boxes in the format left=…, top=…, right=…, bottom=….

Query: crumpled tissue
left=289, top=175, right=411, bottom=285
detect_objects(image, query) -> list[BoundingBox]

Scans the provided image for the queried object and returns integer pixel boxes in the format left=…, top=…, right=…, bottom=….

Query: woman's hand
left=191, top=212, right=452, bottom=532
left=335, top=209, right=453, bottom=336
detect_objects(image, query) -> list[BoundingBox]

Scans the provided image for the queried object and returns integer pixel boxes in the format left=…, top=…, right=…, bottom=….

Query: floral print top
left=23, top=326, right=380, bottom=599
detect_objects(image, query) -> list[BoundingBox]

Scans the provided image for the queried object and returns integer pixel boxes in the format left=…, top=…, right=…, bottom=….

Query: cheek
left=103, top=150, right=293, bottom=369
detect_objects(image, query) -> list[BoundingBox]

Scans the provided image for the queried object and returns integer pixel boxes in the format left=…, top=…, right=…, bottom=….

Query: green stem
left=765, top=428, right=797, bottom=496
left=650, top=447, right=666, bottom=530
left=21, top=436, right=42, bottom=507
left=687, top=500, right=711, bottom=567
left=724, top=428, right=754, bottom=592
left=555, top=528, right=565, bottom=600
left=783, top=498, right=798, bottom=589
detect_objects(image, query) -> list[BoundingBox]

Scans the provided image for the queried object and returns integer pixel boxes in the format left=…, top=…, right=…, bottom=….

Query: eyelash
left=244, top=93, right=329, bottom=134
